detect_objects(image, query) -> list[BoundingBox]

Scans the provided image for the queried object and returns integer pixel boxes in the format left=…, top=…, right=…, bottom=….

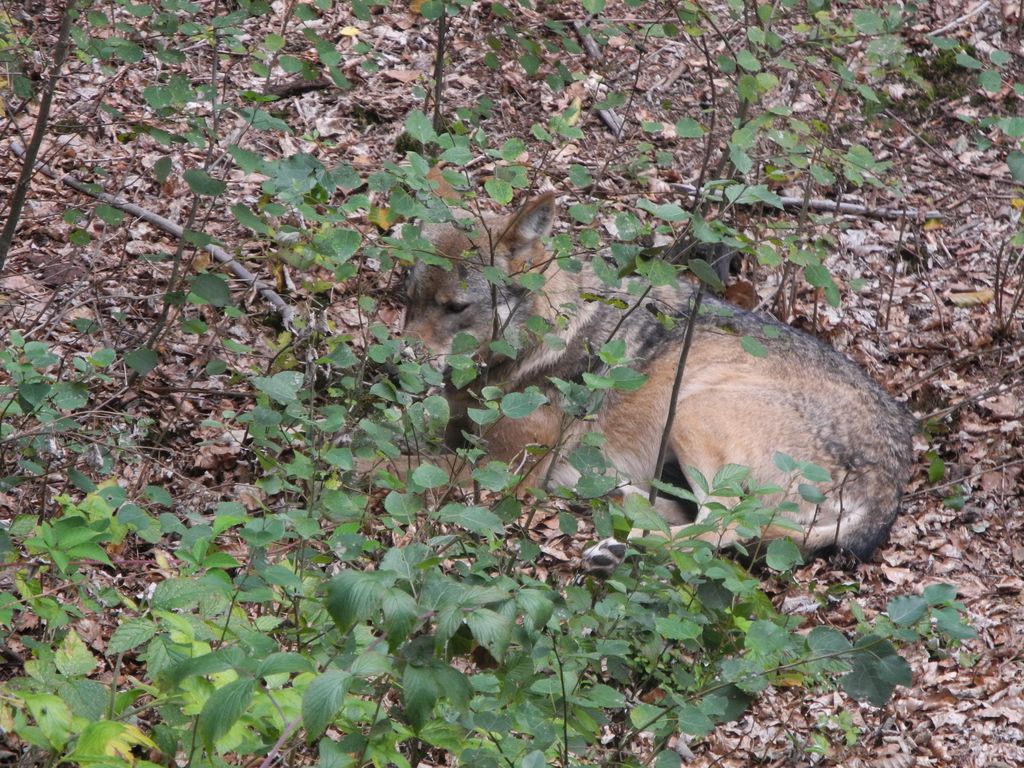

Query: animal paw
left=582, top=538, right=628, bottom=576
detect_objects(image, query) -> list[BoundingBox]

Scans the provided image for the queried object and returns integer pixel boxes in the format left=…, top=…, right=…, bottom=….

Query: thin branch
left=928, top=2, right=991, bottom=36
left=431, top=1, right=449, bottom=134
left=879, top=212, right=909, bottom=332
left=8, top=140, right=292, bottom=319
left=648, top=283, right=704, bottom=506
left=0, top=1, right=75, bottom=272
left=905, top=457, right=1024, bottom=500
left=572, top=20, right=626, bottom=138
left=667, top=182, right=943, bottom=221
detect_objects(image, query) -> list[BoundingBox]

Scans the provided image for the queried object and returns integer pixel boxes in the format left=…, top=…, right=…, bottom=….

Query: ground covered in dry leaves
left=1, top=1, right=1023, bottom=766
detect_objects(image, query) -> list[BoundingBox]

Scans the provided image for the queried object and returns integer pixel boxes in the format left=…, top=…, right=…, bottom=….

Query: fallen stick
left=668, top=182, right=944, bottom=221
left=571, top=20, right=626, bottom=139
left=8, top=140, right=292, bottom=321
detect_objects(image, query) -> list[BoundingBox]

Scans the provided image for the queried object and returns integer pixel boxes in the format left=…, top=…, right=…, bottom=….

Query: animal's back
left=591, top=277, right=916, bottom=559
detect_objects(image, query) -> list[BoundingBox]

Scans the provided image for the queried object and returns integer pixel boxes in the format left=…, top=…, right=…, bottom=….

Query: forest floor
left=2, top=1, right=1023, bottom=766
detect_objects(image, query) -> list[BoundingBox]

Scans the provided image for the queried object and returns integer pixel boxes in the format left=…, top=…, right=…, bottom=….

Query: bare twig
left=905, top=457, right=1024, bottom=500
left=928, top=2, right=991, bottom=36
left=0, top=2, right=74, bottom=273
left=668, top=182, right=943, bottom=221
left=431, top=1, right=449, bottom=135
left=994, top=238, right=1024, bottom=336
left=922, top=361, right=1024, bottom=422
left=648, top=283, right=704, bottom=506
left=880, top=213, right=909, bottom=332
left=9, top=141, right=291, bottom=318
left=572, top=20, right=626, bottom=138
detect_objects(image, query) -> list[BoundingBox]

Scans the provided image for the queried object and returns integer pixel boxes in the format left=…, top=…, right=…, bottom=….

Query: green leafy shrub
left=4, top=0, right=1011, bottom=766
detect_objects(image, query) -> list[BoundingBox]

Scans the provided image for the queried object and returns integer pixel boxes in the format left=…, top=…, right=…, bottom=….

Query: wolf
left=396, top=193, right=916, bottom=572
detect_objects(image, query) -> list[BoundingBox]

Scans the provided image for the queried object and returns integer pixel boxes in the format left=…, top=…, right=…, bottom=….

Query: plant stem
left=648, top=283, right=704, bottom=506
left=0, top=1, right=75, bottom=273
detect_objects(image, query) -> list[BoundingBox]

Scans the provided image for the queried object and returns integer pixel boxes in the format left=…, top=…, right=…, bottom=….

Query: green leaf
left=466, top=608, right=513, bottom=661
left=575, top=473, right=618, bottom=498
left=804, top=263, right=836, bottom=294
left=325, top=570, right=389, bottom=631
left=852, top=9, right=884, bottom=34
left=579, top=683, right=625, bottom=708
left=799, top=461, right=832, bottom=483
left=677, top=703, right=714, bottom=736
left=517, top=588, right=554, bottom=630
left=18, top=381, right=50, bottom=407
left=842, top=647, right=911, bottom=706
left=735, top=49, right=760, bottom=72
left=1007, top=151, right=1024, bottom=182
left=67, top=721, right=155, bottom=764
left=744, top=620, right=790, bottom=658
left=765, top=538, right=802, bottom=571
left=411, top=463, right=449, bottom=489
left=687, top=258, right=724, bottom=290
left=922, top=583, right=957, bottom=605
left=806, top=626, right=852, bottom=656
left=162, top=648, right=241, bottom=687
left=231, top=203, right=270, bottom=235
left=932, top=606, right=977, bottom=640
left=637, top=200, right=689, bottom=222
left=655, top=616, right=702, bottom=641
left=712, top=463, right=751, bottom=489
left=740, top=335, right=768, bottom=357
left=124, top=347, right=158, bottom=376
left=675, top=117, right=705, bottom=138
left=190, top=273, right=233, bottom=307
left=252, top=371, right=304, bottom=404
left=997, top=117, right=1024, bottom=137
left=153, top=155, right=172, bottom=183
left=56, top=630, right=98, bottom=677
left=255, top=652, right=313, bottom=678
left=183, top=168, right=226, bottom=196
left=471, top=462, right=517, bottom=492
left=384, top=491, right=423, bottom=522
left=302, top=669, right=351, bottom=739
left=22, top=693, right=72, bottom=750
left=623, top=493, right=670, bottom=534
left=382, top=588, right=418, bottom=646
left=630, top=701, right=665, bottom=729
left=95, top=204, right=124, bottom=227
left=500, top=389, right=548, bottom=419
left=402, top=664, right=438, bottom=731
left=887, top=595, right=927, bottom=626
left=108, top=619, right=157, bottom=654
left=315, top=226, right=362, bottom=264
left=404, top=110, right=435, bottom=143
left=607, top=365, right=648, bottom=391
left=198, top=678, right=255, bottom=750
left=955, top=52, right=983, bottom=70
left=990, top=49, right=1011, bottom=66
left=798, top=483, right=827, bottom=504
left=568, top=164, right=593, bottom=186
left=978, top=70, right=1001, bottom=92
left=484, top=178, right=514, bottom=204
left=350, top=650, right=392, bottom=678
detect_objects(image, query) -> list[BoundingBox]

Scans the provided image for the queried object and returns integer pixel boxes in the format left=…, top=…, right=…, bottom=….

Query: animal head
left=403, top=194, right=556, bottom=364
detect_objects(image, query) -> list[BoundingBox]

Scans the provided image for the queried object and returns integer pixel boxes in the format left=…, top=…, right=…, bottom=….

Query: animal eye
left=444, top=300, right=471, bottom=314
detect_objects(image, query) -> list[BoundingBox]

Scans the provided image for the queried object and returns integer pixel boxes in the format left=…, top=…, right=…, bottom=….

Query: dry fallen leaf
left=383, top=69, right=421, bottom=84
left=948, top=289, right=994, bottom=307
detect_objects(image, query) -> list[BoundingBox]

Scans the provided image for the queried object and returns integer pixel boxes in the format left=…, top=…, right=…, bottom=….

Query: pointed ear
left=507, top=193, right=556, bottom=246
